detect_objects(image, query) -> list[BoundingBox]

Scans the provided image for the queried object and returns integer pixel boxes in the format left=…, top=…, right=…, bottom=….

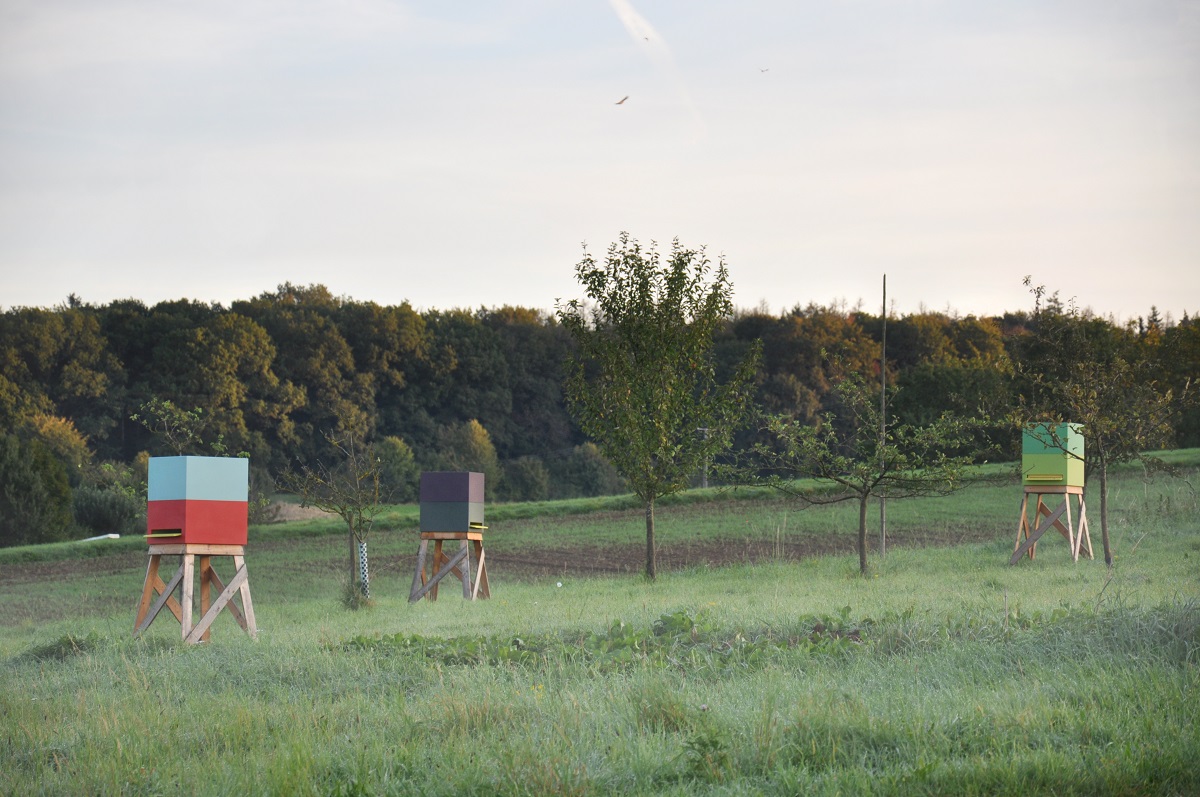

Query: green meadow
left=2, top=456, right=1198, bottom=795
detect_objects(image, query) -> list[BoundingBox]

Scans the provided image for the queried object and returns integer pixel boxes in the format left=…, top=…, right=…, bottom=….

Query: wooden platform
left=1010, top=486, right=1093, bottom=565
left=134, top=544, right=257, bottom=643
left=408, top=531, right=490, bottom=602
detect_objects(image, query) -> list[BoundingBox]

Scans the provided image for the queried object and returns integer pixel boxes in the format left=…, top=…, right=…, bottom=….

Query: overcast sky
left=2, top=0, right=1198, bottom=322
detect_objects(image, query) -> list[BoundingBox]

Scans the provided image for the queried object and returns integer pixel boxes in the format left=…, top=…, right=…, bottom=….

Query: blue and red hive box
left=146, top=456, right=249, bottom=545
left=419, top=471, right=484, bottom=532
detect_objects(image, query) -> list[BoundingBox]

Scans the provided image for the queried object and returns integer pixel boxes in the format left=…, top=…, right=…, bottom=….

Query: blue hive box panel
left=148, top=456, right=249, bottom=502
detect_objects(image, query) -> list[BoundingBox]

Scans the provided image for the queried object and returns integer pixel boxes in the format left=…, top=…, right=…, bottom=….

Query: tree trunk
left=645, top=498, right=657, bottom=581
left=347, top=524, right=359, bottom=593
left=1099, top=464, right=1113, bottom=567
left=858, top=494, right=869, bottom=574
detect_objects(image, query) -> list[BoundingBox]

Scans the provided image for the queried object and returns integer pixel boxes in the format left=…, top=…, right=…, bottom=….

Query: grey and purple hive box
left=419, top=471, right=485, bottom=532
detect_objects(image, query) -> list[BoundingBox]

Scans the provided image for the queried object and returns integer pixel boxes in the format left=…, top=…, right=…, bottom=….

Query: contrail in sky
left=607, top=0, right=705, bottom=138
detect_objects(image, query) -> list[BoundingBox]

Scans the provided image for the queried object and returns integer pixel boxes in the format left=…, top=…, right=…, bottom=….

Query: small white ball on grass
left=556, top=581, right=563, bottom=588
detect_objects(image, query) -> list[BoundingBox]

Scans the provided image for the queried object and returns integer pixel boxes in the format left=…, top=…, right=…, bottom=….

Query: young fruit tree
left=280, top=429, right=384, bottom=607
left=1014, top=279, right=1189, bottom=567
left=747, top=372, right=984, bottom=575
left=556, top=233, right=760, bottom=580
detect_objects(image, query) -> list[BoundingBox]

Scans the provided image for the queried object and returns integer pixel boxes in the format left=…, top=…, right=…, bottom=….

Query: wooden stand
left=1010, top=486, right=1093, bottom=565
left=409, top=531, right=490, bottom=602
left=134, top=544, right=257, bottom=643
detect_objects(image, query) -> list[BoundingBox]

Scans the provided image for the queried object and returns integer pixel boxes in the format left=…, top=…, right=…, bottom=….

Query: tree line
left=2, top=279, right=1196, bottom=547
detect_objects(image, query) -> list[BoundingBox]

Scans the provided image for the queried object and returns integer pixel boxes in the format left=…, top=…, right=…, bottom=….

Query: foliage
left=549, top=442, right=626, bottom=499
left=431, top=419, right=502, bottom=499
left=501, top=455, right=551, bottom=502
left=745, top=371, right=986, bottom=574
left=71, top=484, right=143, bottom=536
left=0, top=433, right=73, bottom=547
left=20, top=414, right=92, bottom=486
left=130, top=397, right=226, bottom=456
left=374, top=435, right=419, bottom=503
left=557, top=233, right=761, bottom=578
left=71, top=459, right=146, bottom=537
left=343, top=609, right=863, bottom=673
left=3, top=285, right=1197, bottom=517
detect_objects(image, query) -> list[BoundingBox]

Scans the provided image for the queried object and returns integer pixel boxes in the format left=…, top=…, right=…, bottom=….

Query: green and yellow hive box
left=1022, top=422, right=1084, bottom=487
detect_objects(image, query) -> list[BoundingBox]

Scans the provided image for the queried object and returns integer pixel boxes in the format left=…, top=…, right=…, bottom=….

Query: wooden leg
left=472, top=541, right=490, bottom=600
left=1070, top=492, right=1080, bottom=559
left=185, top=564, right=249, bottom=645
left=135, top=555, right=162, bottom=632
left=1010, top=500, right=1069, bottom=565
left=408, top=544, right=471, bottom=603
left=409, top=540, right=430, bottom=602
left=201, top=560, right=251, bottom=634
left=1015, top=494, right=1031, bottom=559
left=199, top=555, right=212, bottom=642
left=135, top=559, right=187, bottom=636
left=179, top=554, right=195, bottom=640
left=431, top=541, right=445, bottom=601
left=460, top=541, right=472, bottom=599
left=1076, top=495, right=1094, bottom=559
left=234, top=555, right=257, bottom=638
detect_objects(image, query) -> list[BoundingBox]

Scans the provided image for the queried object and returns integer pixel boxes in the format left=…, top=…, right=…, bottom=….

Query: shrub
left=376, top=436, right=419, bottom=502
left=72, top=483, right=144, bottom=536
left=550, top=443, right=626, bottom=499
left=0, top=433, right=73, bottom=547
left=501, top=456, right=550, bottom=502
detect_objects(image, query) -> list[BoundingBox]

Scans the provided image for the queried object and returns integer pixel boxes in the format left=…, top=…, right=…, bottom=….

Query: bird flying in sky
left=615, top=96, right=629, bottom=104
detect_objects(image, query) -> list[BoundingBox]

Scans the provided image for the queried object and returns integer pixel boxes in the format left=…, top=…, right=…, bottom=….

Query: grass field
left=2, top=456, right=1198, bottom=795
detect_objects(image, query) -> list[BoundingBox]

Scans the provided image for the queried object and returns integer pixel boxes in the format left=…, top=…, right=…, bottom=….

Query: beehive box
left=1022, top=423, right=1084, bottom=487
left=420, top=471, right=484, bottom=532
left=146, top=456, right=249, bottom=545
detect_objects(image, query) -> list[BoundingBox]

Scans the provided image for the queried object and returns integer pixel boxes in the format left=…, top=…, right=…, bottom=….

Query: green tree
left=551, top=443, right=626, bottom=498
left=280, top=429, right=384, bottom=608
left=747, top=373, right=983, bottom=574
left=1014, top=279, right=1188, bottom=566
left=0, top=434, right=74, bottom=547
left=557, top=233, right=760, bottom=579
left=501, top=455, right=551, bottom=502
left=232, top=284, right=371, bottom=464
left=432, top=419, right=503, bottom=501
left=1160, top=314, right=1200, bottom=447
left=376, top=435, right=420, bottom=503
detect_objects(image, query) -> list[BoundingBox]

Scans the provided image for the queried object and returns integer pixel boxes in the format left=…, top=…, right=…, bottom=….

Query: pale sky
left=2, top=1, right=1198, bottom=322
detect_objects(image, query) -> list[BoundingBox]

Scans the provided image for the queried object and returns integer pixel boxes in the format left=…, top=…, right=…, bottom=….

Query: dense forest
left=2, top=282, right=1197, bottom=546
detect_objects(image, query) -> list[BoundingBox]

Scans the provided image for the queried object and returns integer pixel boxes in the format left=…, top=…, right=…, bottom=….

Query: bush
left=248, top=464, right=280, bottom=524
left=376, top=436, right=419, bottom=503
left=0, top=434, right=73, bottom=547
left=430, top=420, right=503, bottom=500
left=72, top=483, right=145, bottom=536
left=550, top=443, right=626, bottom=499
left=501, top=456, right=551, bottom=502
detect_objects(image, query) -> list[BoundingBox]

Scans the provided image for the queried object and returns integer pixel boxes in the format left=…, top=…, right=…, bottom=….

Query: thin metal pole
left=880, top=274, right=887, bottom=557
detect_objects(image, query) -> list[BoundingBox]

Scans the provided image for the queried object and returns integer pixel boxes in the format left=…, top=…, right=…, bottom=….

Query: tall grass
left=1, top=458, right=1197, bottom=795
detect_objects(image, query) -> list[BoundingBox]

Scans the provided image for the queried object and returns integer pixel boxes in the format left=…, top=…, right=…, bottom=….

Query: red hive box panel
left=146, top=499, right=249, bottom=546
